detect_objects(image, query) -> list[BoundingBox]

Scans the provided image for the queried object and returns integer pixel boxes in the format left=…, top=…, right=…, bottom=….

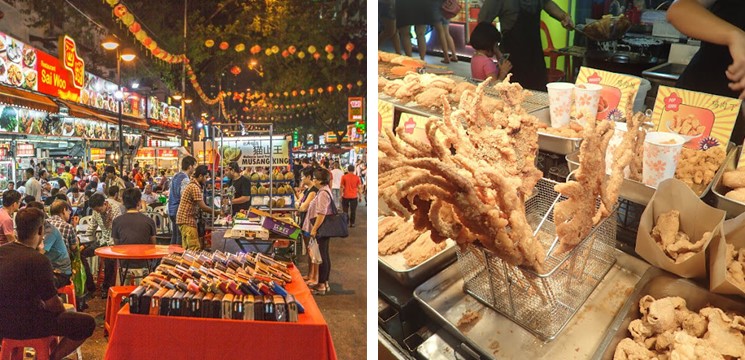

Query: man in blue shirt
left=26, top=202, right=72, bottom=289
left=168, top=156, right=197, bottom=245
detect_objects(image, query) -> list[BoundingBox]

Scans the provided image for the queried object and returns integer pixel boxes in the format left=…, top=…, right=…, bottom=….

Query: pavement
left=75, top=203, right=368, bottom=359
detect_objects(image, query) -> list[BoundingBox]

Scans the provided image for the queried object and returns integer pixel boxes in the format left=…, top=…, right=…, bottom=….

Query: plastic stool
left=57, top=283, right=77, bottom=310
left=105, top=286, right=137, bottom=336
left=0, top=337, right=57, bottom=360
left=62, top=305, right=83, bottom=360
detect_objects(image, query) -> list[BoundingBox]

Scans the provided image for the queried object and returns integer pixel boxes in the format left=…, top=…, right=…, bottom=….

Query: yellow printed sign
left=378, top=100, right=394, bottom=134
left=576, top=67, right=641, bottom=120
left=651, top=86, right=740, bottom=152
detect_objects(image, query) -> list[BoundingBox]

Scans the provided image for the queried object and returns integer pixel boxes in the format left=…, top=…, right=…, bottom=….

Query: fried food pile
left=675, top=147, right=726, bottom=193
left=536, top=121, right=584, bottom=138
left=378, top=216, right=447, bottom=268
left=379, top=72, right=494, bottom=112
left=723, top=167, right=745, bottom=203
left=668, top=114, right=705, bottom=137
left=726, top=244, right=745, bottom=291
left=650, top=210, right=712, bottom=264
left=379, top=77, right=547, bottom=270
left=614, top=295, right=745, bottom=359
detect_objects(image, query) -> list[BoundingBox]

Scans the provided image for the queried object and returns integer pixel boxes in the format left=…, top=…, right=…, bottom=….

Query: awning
left=59, top=100, right=103, bottom=121
left=0, top=84, right=58, bottom=113
left=95, top=111, right=148, bottom=130
left=58, top=99, right=148, bottom=130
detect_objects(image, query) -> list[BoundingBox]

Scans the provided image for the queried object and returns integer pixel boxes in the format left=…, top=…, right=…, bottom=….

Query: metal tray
left=566, top=143, right=735, bottom=206
left=712, top=146, right=744, bottom=218
left=378, top=237, right=457, bottom=288
left=593, top=271, right=745, bottom=359
left=413, top=249, right=651, bottom=359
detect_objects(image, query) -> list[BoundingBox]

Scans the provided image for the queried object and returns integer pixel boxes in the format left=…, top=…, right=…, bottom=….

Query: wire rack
left=456, top=178, right=617, bottom=341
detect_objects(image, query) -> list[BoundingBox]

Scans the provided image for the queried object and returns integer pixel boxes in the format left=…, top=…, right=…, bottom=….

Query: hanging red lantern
left=113, top=4, right=128, bottom=18
left=219, top=42, right=229, bottom=50
left=318, top=88, right=324, bottom=94
left=324, top=44, right=334, bottom=53
left=347, top=83, right=353, bottom=90
left=309, top=89, right=314, bottom=95
left=327, top=86, right=334, bottom=93
left=313, top=53, right=321, bottom=60
left=128, top=22, right=141, bottom=33
left=345, top=42, right=355, bottom=53
left=142, top=37, right=152, bottom=46
left=300, top=90, right=306, bottom=96
left=341, top=53, right=349, bottom=61
left=242, top=107, right=249, bottom=112
left=230, top=66, right=241, bottom=75
left=250, top=45, right=261, bottom=54
left=291, top=90, right=298, bottom=97
left=281, top=50, right=289, bottom=58
left=288, top=46, right=296, bottom=55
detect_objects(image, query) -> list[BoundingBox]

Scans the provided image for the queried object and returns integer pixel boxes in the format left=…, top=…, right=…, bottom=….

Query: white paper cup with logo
left=643, top=132, right=685, bottom=188
left=606, top=122, right=630, bottom=176
left=546, top=82, right=575, bottom=128
left=574, top=83, right=603, bottom=125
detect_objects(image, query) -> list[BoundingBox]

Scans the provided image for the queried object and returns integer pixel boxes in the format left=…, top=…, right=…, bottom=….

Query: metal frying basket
left=456, top=178, right=617, bottom=341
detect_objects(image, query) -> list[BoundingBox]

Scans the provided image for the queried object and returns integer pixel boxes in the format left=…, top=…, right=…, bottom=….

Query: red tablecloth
left=104, top=266, right=337, bottom=360
left=95, top=244, right=183, bottom=260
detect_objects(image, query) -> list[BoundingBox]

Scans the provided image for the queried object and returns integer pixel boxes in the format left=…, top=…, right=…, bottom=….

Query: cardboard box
left=249, top=208, right=302, bottom=240
left=636, top=178, right=725, bottom=278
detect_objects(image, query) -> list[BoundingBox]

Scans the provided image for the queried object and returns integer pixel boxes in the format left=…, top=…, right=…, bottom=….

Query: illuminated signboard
left=16, top=143, right=34, bottom=157
left=37, top=50, right=79, bottom=101
left=157, top=148, right=178, bottom=158
left=0, top=32, right=39, bottom=91
left=59, top=35, right=84, bottom=89
left=90, top=148, right=106, bottom=161
left=348, top=97, right=363, bottom=122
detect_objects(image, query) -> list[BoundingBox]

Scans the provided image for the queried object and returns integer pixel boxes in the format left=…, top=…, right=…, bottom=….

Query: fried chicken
left=378, top=221, right=421, bottom=255
left=415, top=87, right=450, bottom=109
left=449, top=81, right=477, bottom=104
left=402, top=231, right=447, bottom=267
left=699, top=307, right=745, bottom=358
left=723, top=169, right=745, bottom=189
left=651, top=210, right=711, bottom=263
left=652, top=210, right=681, bottom=249
left=378, top=216, right=405, bottom=242
left=725, top=188, right=745, bottom=203
left=614, top=338, right=657, bottom=360
left=726, top=243, right=745, bottom=290
left=537, top=121, right=584, bottom=138
left=675, top=147, right=725, bottom=193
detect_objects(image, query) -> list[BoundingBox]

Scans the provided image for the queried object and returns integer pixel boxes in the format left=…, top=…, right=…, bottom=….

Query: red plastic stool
left=57, top=282, right=77, bottom=310
left=105, top=286, right=137, bottom=336
left=0, top=337, right=57, bottom=360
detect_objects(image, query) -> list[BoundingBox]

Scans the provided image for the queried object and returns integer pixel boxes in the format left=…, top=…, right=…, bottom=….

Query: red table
left=95, top=245, right=183, bottom=285
left=104, top=266, right=338, bottom=360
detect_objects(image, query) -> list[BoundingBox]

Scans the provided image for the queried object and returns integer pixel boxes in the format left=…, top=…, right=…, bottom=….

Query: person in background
left=67, top=186, right=84, bottom=207
left=176, top=165, right=214, bottom=250
left=73, top=167, right=84, bottom=183
left=86, top=161, right=97, bottom=179
left=60, top=166, right=73, bottom=188
left=106, top=185, right=125, bottom=214
left=87, top=193, right=123, bottom=298
left=25, top=167, right=42, bottom=202
left=25, top=201, right=71, bottom=290
left=469, top=22, right=512, bottom=81
left=225, top=162, right=252, bottom=215
left=104, top=166, right=125, bottom=198
left=157, top=170, right=168, bottom=191
left=169, top=156, right=197, bottom=246
left=36, top=160, right=47, bottom=175
left=45, top=188, right=59, bottom=206
left=0, top=207, right=96, bottom=360
left=22, top=195, right=36, bottom=208
left=132, top=163, right=143, bottom=189
left=6, top=181, right=14, bottom=192
left=84, top=179, right=98, bottom=194
left=477, top=0, right=572, bottom=91
left=77, top=190, right=94, bottom=217
left=112, top=188, right=156, bottom=249
left=296, top=167, right=319, bottom=285
left=0, top=190, right=21, bottom=245
left=330, top=162, right=344, bottom=207
left=141, top=183, right=159, bottom=208
left=303, top=168, right=334, bottom=295
left=340, top=165, right=363, bottom=228
left=379, top=0, right=402, bottom=54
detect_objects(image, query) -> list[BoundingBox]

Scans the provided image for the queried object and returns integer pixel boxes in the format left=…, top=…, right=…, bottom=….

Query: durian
left=250, top=173, right=260, bottom=181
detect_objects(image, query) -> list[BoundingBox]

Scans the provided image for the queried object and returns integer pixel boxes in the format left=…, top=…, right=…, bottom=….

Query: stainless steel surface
left=593, top=271, right=745, bottom=359
left=379, top=328, right=416, bottom=360
left=455, top=178, right=619, bottom=340
left=378, top=238, right=458, bottom=287
left=642, top=62, right=688, bottom=82
left=713, top=146, right=744, bottom=218
left=416, top=332, right=460, bottom=360
left=535, top=108, right=583, bottom=155
left=566, top=143, right=735, bottom=205
left=414, top=250, right=651, bottom=359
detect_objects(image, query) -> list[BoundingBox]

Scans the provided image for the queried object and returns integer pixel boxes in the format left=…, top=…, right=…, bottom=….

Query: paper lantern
left=250, top=45, right=261, bottom=54
left=121, top=13, right=135, bottom=26
left=106, top=0, right=120, bottom=7
left=281, top=50, right=289, bottom=58
left=308, top=45, right=317, bottom=54
left=113, top=4, right=128, bottom=18
left=283, top=92, right=289, bottom=97
left=297, top=51, right=306, bottom=59
left=269, top=93, right=274, bottom=98
left=147, top=41, right=158, bottom=50
left=337, top=84, right=343, bottom=91
left=325, top=45, right=334, bottom=53
left=219, top=42, right=229, bottom=50
left=142, top=37, right=152, bottom=46
left=341, top=53, right=349, bottom=61
left=235, top=43, right=245, bottom=52
left=135, top=31, right=147, bottom=41
left=327, top=86, right=334, bottom=93
left=288, top=46, right=296, bottom=55
left=347, top=83, right=353, bottom=90
left=313, top=53, right=321, bottom=60
left=326, top=53, right=334, bottom=61
left=271, top=46, right=279, bottom=54
left=356, top=53, right=364, bottom=61
left=291, top=90, right=298, bottom=97
left=357, top=80, right=363, bottom=86
left=242, top=107, right=249, bottom=112
left=128, top=22, right=141, bottom=33
left=265, top=48, right=272, bottom=56
left=300, top=90, right=306, bottom=96
left=230, top=66, right=241, bottom=75
left=318, top=88, right=324, bottom=94
left=309, top=89, right=315, bottom=95
left=345, top=42, right=355, bottom=53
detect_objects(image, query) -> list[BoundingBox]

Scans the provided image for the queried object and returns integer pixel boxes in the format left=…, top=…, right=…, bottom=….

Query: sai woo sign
left=59, top=35, right=84, bottom=90
left=37, top=50, right=80, bottom=101
left=221, top=136, right=290, bottom=167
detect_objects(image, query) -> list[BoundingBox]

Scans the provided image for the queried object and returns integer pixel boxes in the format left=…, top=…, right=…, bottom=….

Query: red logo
left=664, top=92, right=683, bottom=112
left=404, top=118, right=415, bottom=134
left=588, top=72, right=602, bottom=84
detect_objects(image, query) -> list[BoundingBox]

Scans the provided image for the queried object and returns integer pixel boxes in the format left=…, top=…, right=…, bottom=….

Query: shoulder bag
left=441, top=0, right=462, bottom=19
left=316, top=189, right=349, bottom=238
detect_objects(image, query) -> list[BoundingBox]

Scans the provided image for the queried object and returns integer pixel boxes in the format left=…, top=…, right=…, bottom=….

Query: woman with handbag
left=296, top=167, right=320, bottom=285
left=303, top=168, right=335, bottom=295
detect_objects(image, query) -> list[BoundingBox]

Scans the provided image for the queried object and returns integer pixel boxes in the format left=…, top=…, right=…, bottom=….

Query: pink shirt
left=303, top=185, right=333, bottom=232
left=0, top=207, right=13, bottom=245
left=471, top=54, right=498, bottom=81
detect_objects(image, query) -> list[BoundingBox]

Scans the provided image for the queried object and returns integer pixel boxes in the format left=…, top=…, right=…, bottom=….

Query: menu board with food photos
left=0, top=32, right=39, bottom=91
left=80, top=72, right=119, bottom=113
left=146, top=96, right=181, bottom=128
left=576, top=67, right=641, bottom=121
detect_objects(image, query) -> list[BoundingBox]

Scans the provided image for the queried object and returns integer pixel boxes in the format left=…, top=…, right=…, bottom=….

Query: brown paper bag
left=636, top=178, right=725, bottom=278
left=710, top=211, right=745, bottom=296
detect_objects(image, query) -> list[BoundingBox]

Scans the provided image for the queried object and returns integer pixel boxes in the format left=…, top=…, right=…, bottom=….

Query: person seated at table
left=87, top=193, right=123, bottom=298
left=22, top=195, right=36, bottom=208
left=25, top=202, right=72, bottom=290
left=112, top=188, right=156, bottom=270
left=0, top=207, right=95, bottom=360
left=0, top=190, right=21, bottom=245
left=67, top=186, right=84, bottom=207
left=76, top=190, right=94, bottom=217
left=45, top=188, right=59, bottom=206
left=47, top=199, right=93, bottom=303
left=53, top=193, right=69, bottom=204
left=141, top=184, right=159, bottom=209
left=157, top=170, right=169, bottom=191
left=107, top=185, right=125, bottom=214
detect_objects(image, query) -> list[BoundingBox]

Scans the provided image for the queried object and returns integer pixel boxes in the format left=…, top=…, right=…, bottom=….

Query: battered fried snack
left=601, top=112, right=645, bottom=218
left=415, top=87, right=451, bottom=109
left=378, top=51, right=399, bottom=63
left=723, top=168, right=745, bottom=189
left=726, top=243, right=745, bottom=291
left=675, top=147, right=725, bottom=193
left=669, top=114, right=705, bottom=137
left=629, top=128, right=646, bottom=182
left=536, top=121, right=584, bottom=138
left=378, top=220, right=421, bottom=255
left=449, top=81, right=477, bottom=104
left=379, top=76, right=546, bottom=271
left=402, top=231, right=447, bottom=267
left=378, top=216, right=406, bottom=242
left=651, top=210, right=711, bottom=263
left=725, top=188, right=745, bottom=203
left=378, top=76, right=390, bottom=92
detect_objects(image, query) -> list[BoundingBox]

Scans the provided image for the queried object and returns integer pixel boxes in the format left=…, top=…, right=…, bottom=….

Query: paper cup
left=643, top=132, right=685, bottom=188
left=606, top=122, right=630, bottom=176
left=574, top=83, right=603, bottom=125
left=546, top=82, right=574, bottom=128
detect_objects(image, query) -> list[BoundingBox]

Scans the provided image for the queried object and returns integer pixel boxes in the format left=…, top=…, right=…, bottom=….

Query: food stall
left=377, top=51, right=745, bottom=359
left=0, top=143, right=13, bottom=191
left=134, top=147, right=187, bottom=176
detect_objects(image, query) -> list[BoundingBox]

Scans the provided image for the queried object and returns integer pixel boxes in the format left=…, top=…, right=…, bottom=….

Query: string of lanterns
left=203, top=40, right=365, bottom=63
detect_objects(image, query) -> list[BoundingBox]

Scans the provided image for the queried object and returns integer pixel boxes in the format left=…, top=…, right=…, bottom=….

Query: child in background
left=469, top=22, right=512, bottom=82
